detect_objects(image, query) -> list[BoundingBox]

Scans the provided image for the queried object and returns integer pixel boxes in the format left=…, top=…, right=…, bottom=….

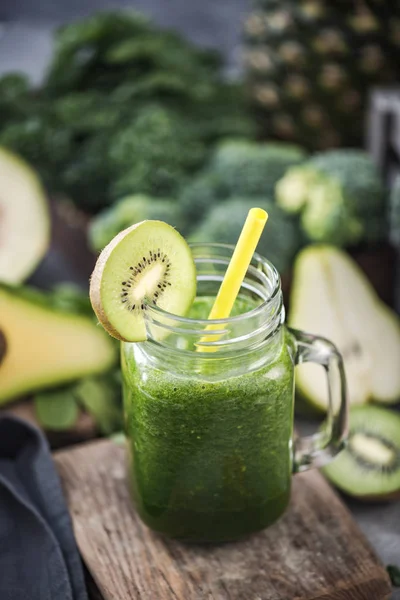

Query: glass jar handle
left=290, top=328, right=349, bottom=473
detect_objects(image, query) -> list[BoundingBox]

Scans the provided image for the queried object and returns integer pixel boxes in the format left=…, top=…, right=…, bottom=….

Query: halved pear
left=289, top=246, right=400, bottom=411
left=0, top=147, right=50, bottom=283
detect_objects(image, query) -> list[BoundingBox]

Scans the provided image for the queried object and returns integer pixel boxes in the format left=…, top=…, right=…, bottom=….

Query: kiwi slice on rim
left=323, top=405, right=400, bottom=500
left=90, top=220, right=196, bottom=342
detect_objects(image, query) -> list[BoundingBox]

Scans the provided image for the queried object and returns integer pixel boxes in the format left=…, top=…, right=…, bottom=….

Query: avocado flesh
left=289, top=246, right=400, bottom=411
left=0, top=329, right=6, bottom=366
left=0, top=285, right=117, bottom=404
left=0, top=147, right=50, bottom=283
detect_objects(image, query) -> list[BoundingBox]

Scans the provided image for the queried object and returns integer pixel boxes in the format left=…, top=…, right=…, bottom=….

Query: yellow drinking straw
left=198, top=207, right=268, bottom=351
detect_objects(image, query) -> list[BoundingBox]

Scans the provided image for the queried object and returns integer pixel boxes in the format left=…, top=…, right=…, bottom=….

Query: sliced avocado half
left=0, top=284, right=117, bottom=404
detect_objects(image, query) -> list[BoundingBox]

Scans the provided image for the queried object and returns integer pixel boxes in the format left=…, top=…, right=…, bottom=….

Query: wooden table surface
left=55, top=439, right=392, bottom=600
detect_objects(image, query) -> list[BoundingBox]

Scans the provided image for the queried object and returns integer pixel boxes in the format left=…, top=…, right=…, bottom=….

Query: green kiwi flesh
left=90, top=220, right=196, bottom=342
left=323, top=405, right=400, bottom=500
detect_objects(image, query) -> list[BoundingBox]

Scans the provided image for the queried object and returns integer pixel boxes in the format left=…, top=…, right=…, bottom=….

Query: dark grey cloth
left=0, top=416, right=87, bottom=600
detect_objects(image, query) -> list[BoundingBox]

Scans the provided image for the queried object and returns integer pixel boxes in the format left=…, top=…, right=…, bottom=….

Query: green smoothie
left=122, top=296, right=295, bottom=542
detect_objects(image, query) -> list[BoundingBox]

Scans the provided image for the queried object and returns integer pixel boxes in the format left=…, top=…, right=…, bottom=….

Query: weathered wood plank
left=54, top=440, right=392, bottom=600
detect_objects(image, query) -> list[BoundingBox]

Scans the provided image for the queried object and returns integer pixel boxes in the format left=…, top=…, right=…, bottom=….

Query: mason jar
left=122, top=244, right=348, bottom=542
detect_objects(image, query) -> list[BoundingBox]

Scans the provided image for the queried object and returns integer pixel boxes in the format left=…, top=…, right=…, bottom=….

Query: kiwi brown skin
left=0, top=329, right=7, bottom=366
left=322, top=412, right=400, bottom=504
left=90, top=221, right=146, bottom=342
left=346, top=489, right=400, bottom=503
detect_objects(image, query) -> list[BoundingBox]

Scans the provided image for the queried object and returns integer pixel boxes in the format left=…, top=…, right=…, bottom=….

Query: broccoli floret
left=310, top=150, right=386, bottom=220
left=109, top=106, right=206, bottom=199
left=277, top=150, right=387, bottom=246
left=186, top=85, right=256, bottom=143
left=209, top=139, right=306, bottom=198
left=89, top=195, right=185, bottom=251
left=179, top=139, right=306, bottom=228
left=189, top=197, right=301, bottom=273
left=389, top=176, right=400, bottom=246
left=276, top=166, right=321, bottom=214
left=179, top=172, right=226, bottom=225
left=301, top=178, right=363, bottom=246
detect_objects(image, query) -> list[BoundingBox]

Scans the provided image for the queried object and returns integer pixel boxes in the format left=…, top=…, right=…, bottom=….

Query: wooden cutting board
left=54, top=440, right=392, bottom=600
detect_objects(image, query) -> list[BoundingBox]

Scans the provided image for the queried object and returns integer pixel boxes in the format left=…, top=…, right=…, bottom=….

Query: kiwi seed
left=89, top=220, right=197, bottom=342
left=119, top=248, right=172, bottom=313
left=348, top=430, right=400, bottom=475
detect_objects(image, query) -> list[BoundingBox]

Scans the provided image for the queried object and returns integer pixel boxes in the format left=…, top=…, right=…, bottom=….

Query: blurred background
left=0, top=0, right=399, bottom=590
left=0, top=0, right=247, bottom=83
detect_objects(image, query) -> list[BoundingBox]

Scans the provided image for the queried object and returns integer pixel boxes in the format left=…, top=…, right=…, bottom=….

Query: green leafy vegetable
left=387, top=565, right=400, bottom=587
left=34, top=370, right=123, bottom=435
left=0, top=11, right=254, bottom=213
left=35, top=389, right=79, bottom=430
left=0, top=74, right=32, bottom=127
left=74, top=375, right=122, bottom=435
left=210, top=139, right=306, bottom=198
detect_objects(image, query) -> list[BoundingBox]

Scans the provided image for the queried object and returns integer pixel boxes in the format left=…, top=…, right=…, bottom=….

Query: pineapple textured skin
left=244, top=0, right=400, bottom=149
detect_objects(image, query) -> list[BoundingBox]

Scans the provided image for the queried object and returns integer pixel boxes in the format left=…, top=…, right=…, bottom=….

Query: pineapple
left=243, top=0, right=400, bottom=150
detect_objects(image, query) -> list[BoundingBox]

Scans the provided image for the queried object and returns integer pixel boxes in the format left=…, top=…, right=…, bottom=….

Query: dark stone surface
left=0, top=1, right=399, bottom=595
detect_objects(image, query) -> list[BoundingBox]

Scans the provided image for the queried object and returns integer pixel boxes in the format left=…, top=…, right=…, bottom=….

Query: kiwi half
left=323, top=405, right=400, bottom=500
left=90, top=220, right=196, bottom=342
